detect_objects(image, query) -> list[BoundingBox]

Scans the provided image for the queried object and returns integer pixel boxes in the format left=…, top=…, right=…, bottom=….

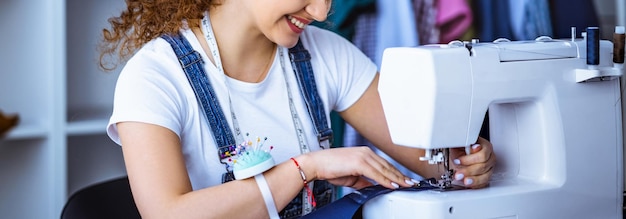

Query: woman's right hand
left=295, top=146, right=416, bottom=190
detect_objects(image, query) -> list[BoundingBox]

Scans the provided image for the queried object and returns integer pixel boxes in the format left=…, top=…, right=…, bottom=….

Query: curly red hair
left=99, top=0, right=216, bottom=71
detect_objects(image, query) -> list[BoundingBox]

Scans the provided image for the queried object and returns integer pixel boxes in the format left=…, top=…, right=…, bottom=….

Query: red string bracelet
left=290, top=157, right=316, bottom=207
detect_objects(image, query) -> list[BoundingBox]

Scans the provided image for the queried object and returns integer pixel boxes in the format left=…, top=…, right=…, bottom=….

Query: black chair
left=61, top=176, right=141, bottom=219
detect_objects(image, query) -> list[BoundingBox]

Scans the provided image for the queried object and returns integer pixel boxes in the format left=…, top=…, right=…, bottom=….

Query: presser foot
left=418, top=178, right=466, bottom=191
left=412, top=178, right=465, bottom=191
left=415, top=170, right=467, bottom=191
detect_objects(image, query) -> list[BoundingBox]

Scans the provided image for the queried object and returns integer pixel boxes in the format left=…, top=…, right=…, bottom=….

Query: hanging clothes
left=436, top=0, right=473, bottom=43
left=347, top=0, right=419, bottom=147
left=352, top=12, right=378, bottom=61
left=313, top=0, right=376, bottom=40
left=508, top=0, right=526, bottom=39
left=509, top=0, right=553, bottom=40
left=373, top=0, right=419, bottom=65
left=346, top=0, right=423, bottom=183
left=414, top=0, right=439, bottom=45
left=473, top=0, right=515, bottom=42
left=459, top=0, right=479, bottom=41
left=549, top=0, right=599, bottom=39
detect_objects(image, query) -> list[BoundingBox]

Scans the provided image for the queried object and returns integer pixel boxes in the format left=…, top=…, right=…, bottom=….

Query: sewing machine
left=368, top=32, right=625, bottom=218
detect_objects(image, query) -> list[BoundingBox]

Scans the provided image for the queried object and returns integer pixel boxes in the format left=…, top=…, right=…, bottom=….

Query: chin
left=275, top=37, right=300, bottom=49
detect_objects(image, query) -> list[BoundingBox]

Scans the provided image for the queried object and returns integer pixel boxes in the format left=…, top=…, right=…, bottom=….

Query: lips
left=286, top=15, right=309, bottom=34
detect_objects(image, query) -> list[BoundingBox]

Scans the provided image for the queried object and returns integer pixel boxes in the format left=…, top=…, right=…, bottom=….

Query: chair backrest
left=61, top=176, right=141, bottom=219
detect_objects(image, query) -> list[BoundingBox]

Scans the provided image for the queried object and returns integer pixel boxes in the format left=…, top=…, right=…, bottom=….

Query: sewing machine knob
left=447, top=40, right=465, bottom=47
left=493, top=38, right=511, bottom=43
left=535, top=36, right=554, bottom=42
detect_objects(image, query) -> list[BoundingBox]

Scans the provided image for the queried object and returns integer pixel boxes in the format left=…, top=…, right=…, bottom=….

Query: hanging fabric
left=549, top=0, right=600, bottom=39
left=312, top=0, right=376, bottom=41
left=413, top=0, right=439, bottom=45
left=473, top=0, right=515, bottom=42
left=436, top=0, right=473, bottom=43
left=509, top=0, right=553, bottom=40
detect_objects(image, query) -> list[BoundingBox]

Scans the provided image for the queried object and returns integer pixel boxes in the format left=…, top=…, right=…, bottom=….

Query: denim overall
left=161, top=33, right=334, bottom=218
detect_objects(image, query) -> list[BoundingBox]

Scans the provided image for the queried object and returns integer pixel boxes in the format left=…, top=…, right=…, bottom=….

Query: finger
left=448, top=147, right=468, bottom=167
left=460, top=168, right=492, bottom=189
left=476, top=136, right=492, bottom=148
left=364, top=156, right=414, bottom=189
left=454, top=144, right=490, bottom=166
left=455, top=158, right=492, bottom=178
left=454, top=154, right=495, bottom=187
left=378, top=163, right=418, bottom=188
left=470, top=143, right=482, bottom=154
left=356, top=157, right=415, bottom=189
left=456, top=144, right=496, bottom=173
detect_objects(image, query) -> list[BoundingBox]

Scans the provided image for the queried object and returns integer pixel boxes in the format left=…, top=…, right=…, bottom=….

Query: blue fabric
left=521, top=0, right=552, bottom=40
left=509, top=0, right=553, bottom=40
left=301, top=183, right=437, bottom=219
left=548, top=0, right=599, bottom=39
left=473, top=0, right=514, bottom=42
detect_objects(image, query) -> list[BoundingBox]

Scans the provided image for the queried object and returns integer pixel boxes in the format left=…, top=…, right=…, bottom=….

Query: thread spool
left=586, top=27, right=600, bottom=66
left=614, top=26, right=625, bottom=64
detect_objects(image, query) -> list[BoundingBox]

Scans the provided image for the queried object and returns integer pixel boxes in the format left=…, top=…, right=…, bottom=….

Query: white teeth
left=289, top=16, right=305, bottom=29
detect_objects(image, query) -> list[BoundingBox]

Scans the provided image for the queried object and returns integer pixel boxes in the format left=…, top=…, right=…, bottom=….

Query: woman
left=101, top=0, right=496, bottom=218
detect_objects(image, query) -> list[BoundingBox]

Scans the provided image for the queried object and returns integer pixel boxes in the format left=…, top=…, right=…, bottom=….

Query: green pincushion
left=233, top=135, right=275, bottom=180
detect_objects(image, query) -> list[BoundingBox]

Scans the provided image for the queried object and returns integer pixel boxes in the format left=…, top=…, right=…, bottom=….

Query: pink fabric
left=436, top=0, right=473, bottom=43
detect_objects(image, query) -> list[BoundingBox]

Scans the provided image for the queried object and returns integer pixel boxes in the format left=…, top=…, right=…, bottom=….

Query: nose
left=305, top=0, right=331, bottom=22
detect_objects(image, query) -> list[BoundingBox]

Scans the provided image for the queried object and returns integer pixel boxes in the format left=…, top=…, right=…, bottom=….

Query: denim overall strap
left=160, top=33, right=237, bottom=154
left=162, top=33, right=335, bottom=218
left=288, top=40, right=334, bottom=147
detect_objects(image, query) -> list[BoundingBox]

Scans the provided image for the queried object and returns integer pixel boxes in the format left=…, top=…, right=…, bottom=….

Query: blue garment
left=522, top=0, right=552, bottom=40
left=473, top=0, right=514, bottom=42
left=549, top=0, right=599, bottom=39
left=301, top=182, right=437, bottom=219
left=509, top=0, right=553, bottom=40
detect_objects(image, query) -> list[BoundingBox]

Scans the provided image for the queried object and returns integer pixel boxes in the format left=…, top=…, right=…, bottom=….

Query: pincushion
left=233, top=136, right=275, bottom=180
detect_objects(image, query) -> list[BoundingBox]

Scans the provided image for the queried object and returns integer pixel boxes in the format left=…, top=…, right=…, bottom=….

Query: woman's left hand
left=449, top=137, right=496, bottom=189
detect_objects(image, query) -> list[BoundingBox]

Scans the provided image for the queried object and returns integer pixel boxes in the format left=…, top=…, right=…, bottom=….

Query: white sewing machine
left=367, top=31, right=625, bottom=218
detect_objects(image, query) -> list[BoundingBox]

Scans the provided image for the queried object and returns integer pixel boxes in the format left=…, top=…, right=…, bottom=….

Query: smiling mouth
left=287, top=15, right=306, bottom=29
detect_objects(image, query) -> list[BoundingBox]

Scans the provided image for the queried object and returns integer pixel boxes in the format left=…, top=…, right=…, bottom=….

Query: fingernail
left=411, top=178, right=420, bottom=184
left=391, top=182, right=400, bottom=189
left=405, top=179, right=415, bottom=186
left=472, top=144, right=480, bottom=150
left=453, top=159, right=461, bottom=165
left=465, top=178, right=474, bottom=185
left=455, top=173, right=464, bottom=181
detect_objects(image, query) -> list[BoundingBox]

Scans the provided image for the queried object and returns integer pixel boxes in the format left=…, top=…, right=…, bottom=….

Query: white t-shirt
left=107, top=26, right=378, bottom=190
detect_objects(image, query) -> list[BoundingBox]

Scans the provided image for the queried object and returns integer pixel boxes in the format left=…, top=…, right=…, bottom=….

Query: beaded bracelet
left=290, top=158, right=316, bottom=207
